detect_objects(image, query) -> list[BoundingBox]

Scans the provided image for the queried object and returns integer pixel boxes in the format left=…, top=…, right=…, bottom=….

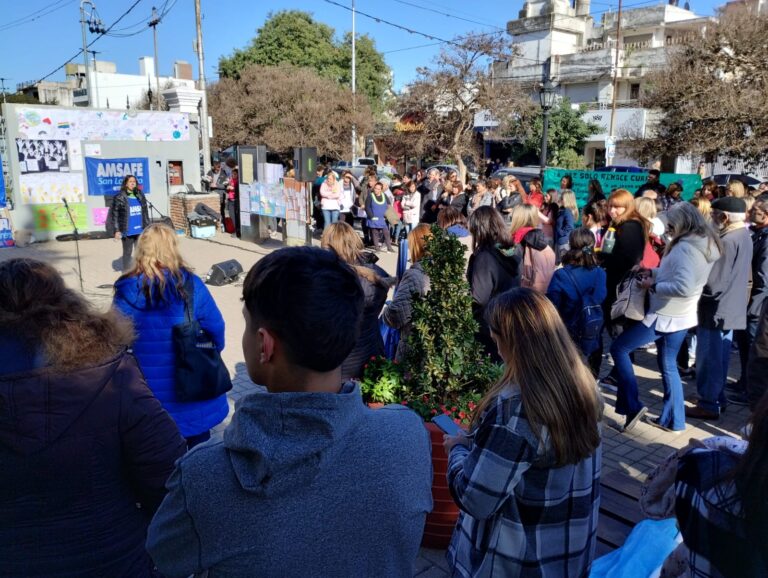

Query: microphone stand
left=62, top=198, right=85, bottom=293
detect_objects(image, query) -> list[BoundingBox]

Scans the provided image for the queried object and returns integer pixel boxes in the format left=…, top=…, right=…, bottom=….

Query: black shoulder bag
left=172, top=277, right=233, bottom=401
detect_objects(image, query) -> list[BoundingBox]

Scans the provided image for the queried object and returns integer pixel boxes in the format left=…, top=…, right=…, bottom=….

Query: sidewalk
left=0, top=234, right=750, bottom=577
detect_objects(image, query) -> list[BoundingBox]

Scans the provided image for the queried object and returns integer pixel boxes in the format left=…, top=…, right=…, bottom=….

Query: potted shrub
left=359, top=356, right=404, bottom=408
left=402, top=225, right=502, bottom=548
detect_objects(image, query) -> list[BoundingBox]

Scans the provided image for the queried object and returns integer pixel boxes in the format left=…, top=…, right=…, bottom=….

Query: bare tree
left=636, top=8, right=768, bottom=165
left=208, top=64, right=374, bottom=158
left=397, top=34, right=534, bottom=181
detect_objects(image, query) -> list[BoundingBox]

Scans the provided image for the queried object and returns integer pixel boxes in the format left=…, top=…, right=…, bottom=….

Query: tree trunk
left=455, top=155, right=467, bottom=186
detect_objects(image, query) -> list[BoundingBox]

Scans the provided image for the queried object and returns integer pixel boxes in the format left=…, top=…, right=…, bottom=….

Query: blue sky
left=1, top=0, right=725, bottom=94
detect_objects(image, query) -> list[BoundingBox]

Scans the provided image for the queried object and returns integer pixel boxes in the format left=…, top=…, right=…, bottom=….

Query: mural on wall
left=16, top=108, right=190, bottom=142
left=33, top=203, right=88, bottom=232
left=16, top=139, right=70, bottom=174
left=19, top=172, right=85, bottom=205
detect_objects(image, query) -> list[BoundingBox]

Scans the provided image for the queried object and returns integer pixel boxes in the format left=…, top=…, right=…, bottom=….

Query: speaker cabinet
left=294, top=147, right=317, bottom=182
left=205, top=259, right=244, bottom=286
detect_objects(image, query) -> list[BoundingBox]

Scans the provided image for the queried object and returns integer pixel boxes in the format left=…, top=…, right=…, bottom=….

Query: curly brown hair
left=0, top=259, right=134, bottom=370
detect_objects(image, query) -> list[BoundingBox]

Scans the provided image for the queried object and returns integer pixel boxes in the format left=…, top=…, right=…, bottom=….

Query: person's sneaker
left=727, top=391, right=750, bottom=406
left=645, top=344, right=658, bottom=354
left=644, top=415, right=682, bottom=434
left=623, top=407, right=648, bottom=432
left=387, top=247, right=397, bottom=253
left=679, top=366, right=696, bottom=380
left=725, top=380, right=744, bottom=393
left=685, top=405, right=720, bottom=420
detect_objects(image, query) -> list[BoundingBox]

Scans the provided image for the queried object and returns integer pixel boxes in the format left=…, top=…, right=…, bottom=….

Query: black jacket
left=0, top=350, right=186, bottom=577
left=108, top=190, right=149, bottom=236
left=601, top=219, right=646, bottom=308
left=749, top=226, right=768, bottom=318
left=468, top=245, right=521, bottom=360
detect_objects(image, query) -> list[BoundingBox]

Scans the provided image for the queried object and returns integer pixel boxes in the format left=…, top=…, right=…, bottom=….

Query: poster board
left=19, top=172, right=85, bottom=205
left=33, top=203, right=88, bottom=231
left=543, top=168, right=702, bottom=206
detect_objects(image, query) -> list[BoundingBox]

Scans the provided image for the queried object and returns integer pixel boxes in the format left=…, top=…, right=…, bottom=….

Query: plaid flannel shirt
left=446, top=388, right=601, bottom=578
left=674, top=447, right=767, bottom=578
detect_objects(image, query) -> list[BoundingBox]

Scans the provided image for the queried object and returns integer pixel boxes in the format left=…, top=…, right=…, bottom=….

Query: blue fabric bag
left=589, top=518, right=682, bottom=578
left=379, top=236, right=409, bottom=360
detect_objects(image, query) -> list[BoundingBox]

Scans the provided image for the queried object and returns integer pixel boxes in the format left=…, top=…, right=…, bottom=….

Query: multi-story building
left=493, top=0, right=712, bottom=169
left=18, top=57, right=196, bottom=110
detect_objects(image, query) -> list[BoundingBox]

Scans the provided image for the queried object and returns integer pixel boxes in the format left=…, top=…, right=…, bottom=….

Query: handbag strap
left=181, top=274, right=195, bottom=324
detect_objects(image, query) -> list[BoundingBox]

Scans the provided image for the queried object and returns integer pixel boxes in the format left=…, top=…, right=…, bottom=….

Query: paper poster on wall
left=92, top=207, right=109, bottom=227
left=85, top=157, right=151, bottom=196
left=84, top=143, right=102, bottom=156
left=34, top=203, right=88, bottom=231
left=16, top=108, right=190, bottom=142
left=20, top=172, right=85, bottom=205
left=239, top=184, right=251, bottom=213
left=250, top=182, right=286, bottom=218
left=16, top=139, right=70, bottom=174
left=0, top=218, right=14, bottom=247
left=68, top=140, right=83, bottom=171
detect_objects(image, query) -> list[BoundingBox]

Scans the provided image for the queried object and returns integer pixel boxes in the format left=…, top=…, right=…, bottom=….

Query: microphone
left=62, top=198, right=69, bottom=209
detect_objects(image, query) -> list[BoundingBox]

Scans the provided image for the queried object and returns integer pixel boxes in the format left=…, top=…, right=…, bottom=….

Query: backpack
left=564, top=268, right=604, bottom=355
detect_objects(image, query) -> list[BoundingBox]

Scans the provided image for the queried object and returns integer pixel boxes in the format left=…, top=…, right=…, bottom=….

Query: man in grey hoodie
left=147, top=247, right=433, bottom=577
left=688, top=197, right=753, bottom=420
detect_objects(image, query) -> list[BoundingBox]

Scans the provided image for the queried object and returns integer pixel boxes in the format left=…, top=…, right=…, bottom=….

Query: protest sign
left=85, top=157, right=150, bottom=196
left=543, top=168, right=702, bottom=207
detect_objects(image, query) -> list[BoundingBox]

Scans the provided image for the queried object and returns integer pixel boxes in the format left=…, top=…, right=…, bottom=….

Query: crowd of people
left=1, top=164, right=767, bottom=577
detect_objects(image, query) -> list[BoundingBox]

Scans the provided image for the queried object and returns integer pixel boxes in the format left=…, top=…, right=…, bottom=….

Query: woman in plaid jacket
left=444, top=289, right=603, bottom=577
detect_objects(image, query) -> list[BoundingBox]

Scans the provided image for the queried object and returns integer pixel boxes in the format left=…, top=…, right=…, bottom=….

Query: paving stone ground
left=2, top=234, right=751, bottom=577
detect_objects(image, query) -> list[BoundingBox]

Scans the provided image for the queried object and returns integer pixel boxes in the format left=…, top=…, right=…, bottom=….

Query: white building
left=18, top=57, right=196, bottom=110
left=493, top=0, right=712, bottom=168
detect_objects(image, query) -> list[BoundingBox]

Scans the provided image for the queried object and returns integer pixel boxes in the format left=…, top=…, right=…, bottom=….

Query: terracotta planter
left=421, top=422, right=460, bottom=549
left=366, top=402, right=385, bottom=409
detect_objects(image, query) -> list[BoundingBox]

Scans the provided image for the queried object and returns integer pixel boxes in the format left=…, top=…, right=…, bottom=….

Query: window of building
left=630, top=83, right=640, bottom=101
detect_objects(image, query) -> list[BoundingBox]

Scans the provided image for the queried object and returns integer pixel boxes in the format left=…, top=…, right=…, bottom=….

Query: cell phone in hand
left=431, top=414, right=465, bottom=436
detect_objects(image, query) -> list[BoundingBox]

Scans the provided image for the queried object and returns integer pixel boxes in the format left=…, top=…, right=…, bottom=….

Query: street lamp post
left=539, top=78, right=556, bottom=173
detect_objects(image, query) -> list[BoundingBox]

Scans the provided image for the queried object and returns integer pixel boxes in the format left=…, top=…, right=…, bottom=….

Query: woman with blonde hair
left=113, top=223, right=228, bottom=448
left=555, top=190, right=579, bottom=259
left=509, top=203, right=556, bottom=292
left=444, top=288, right=602, bottom=577
left=382, top=224, right=432, bottom=361
left=0, top=259, right=185, bottom=576
left=691, top=196, right=712, bottom=222
left=727, top=180, right=746, bottom=199
left=635, top=196, right=665, bottom=237
left=321, top=222, right=395, bottom=378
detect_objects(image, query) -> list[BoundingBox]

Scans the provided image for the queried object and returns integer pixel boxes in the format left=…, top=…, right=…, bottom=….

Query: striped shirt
left=446, top=387, right=601, bottom=577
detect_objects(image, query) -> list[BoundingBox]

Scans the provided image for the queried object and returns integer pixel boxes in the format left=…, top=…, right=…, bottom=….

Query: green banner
left=543, top=169, right=702, bottom=207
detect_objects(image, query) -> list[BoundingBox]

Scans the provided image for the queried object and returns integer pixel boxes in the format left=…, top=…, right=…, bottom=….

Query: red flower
left=363, top=364, right=368, bottom=370
left=431, top=409, right=438, bottom=415
left=459, top=411, right=466, bottom=419
left=422, top=395, right=429, bottom=402
left=468, top=402, right=476, bottom=410
left=443, top=409, right=451, bottom=415
left=400, top=401, right=408, bottom=405
left=453, top=418, right=462, bottom=425
left=440, top=404, right=446, bottom=411
left=451, top=406, right=458, bottom=412
left=370, top=356, right=376, bottom=361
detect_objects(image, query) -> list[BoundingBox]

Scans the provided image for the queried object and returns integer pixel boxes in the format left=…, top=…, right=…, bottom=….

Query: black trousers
left=121, top=235, right=138, bottom=272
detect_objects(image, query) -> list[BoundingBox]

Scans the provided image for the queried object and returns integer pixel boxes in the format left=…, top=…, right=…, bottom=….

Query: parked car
left=490, top=166, right=541, bottom=189
left=595, top=165, right=646, bottom=173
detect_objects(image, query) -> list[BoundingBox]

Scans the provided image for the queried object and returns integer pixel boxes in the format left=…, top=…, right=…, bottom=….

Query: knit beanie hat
left=712, top=197, right=747, bottom=213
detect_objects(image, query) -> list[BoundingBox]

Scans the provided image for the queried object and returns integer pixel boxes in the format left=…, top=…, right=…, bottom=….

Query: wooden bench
left=596, top=470, right=645, bottom=556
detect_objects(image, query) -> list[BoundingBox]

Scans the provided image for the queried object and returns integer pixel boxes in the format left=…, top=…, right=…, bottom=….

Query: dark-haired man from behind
left=147, top=247, right=432, bottom=578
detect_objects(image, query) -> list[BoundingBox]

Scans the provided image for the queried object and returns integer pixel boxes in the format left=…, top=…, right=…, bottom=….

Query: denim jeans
left=611, top=320, right=688, bottom=430
left=695, top=327, right=733, bottom=413
left=322, top=209, right=340, bottom=229
left=394, top=221, right=413, bottom=243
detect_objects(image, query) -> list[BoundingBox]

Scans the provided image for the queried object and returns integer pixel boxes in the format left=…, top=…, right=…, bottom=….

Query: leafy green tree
left=524, top=98, right=598, bottom=168
left=218, top=10, right=391, bottom=115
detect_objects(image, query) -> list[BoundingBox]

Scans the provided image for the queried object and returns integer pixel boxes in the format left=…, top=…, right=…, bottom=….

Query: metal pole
left=351, top=0, right=357, bottom=164
left=540, top=110, right=550, bottom=172
left=608, top=0, right=623, bottom=140
left=0, top=78, right=7, bottom=104
left=89, top=50, right=100, bottom=107
left=149, top=7, right=161, bottom=109
left=79, top=1, right=92, bottom=107
left=195, top=0, right=211, bottom=176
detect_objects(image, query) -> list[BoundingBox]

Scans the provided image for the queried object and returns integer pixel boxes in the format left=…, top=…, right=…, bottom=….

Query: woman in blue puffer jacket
left=113, top=223, right=228, bottom=448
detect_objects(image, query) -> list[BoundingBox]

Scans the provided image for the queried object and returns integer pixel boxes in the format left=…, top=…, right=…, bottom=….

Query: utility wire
left=30, top=0, right=145, bottom=84
left=0, top=0, right=77, bottom=33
